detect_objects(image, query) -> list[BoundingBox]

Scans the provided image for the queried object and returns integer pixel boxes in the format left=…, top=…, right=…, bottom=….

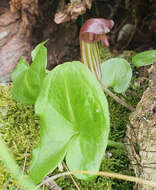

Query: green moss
left=117, top=50, right=136, bottom=63
left=99, top=44, right=112, bottom=62
left=0, top=84, right=40, bottom=189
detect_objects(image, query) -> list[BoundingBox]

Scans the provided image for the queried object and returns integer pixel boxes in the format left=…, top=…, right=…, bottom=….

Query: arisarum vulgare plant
left=80, top=18, right=135, bottom=111
left=80, top=18, right=114, bottom=80
left=2, top=21, right=156, bottom=189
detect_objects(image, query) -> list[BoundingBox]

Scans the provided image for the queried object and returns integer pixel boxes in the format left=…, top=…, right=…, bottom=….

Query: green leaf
left=11, top=42, right=47, bottom=104
left=132, top=50, right=156, bottom=67
left=29, top=61, right=110, bottom=183
left=31, top=41, right=47, bottom=62
left=101, top=58, right=132, bottom=93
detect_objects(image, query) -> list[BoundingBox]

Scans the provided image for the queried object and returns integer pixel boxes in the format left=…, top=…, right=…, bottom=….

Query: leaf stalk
left=80, top=40, right=135, bottom=112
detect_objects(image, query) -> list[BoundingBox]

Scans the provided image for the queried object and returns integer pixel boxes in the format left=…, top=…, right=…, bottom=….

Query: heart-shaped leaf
left=11, top=42, right=47, bottom=104
left=101, top=58, right=132, bottom=93
left=132, top=50, right=156, bottom=67
left=29, top=61, right=110, bottom=183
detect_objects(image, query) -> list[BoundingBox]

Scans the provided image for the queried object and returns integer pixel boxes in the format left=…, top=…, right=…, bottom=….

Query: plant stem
left=63, top=162, right=80, bottom=190
left=108, top=140, right=125, bottom=150
left=80, top=40, right=102, bottom=80
left=99, top=81, right=135, bottom=112
left=38, top=170, right=156, bottom=188
left=80, top=40, right=135, bottom=111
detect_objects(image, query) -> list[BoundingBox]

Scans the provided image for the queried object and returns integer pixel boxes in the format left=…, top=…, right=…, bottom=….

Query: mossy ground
left=0, top=84, right=40, bottom=189
left=0, top=76, right=147, bottom=190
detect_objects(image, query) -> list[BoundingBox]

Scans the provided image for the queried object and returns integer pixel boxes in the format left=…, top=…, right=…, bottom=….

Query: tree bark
left=0, top=0, right=39, bottom=82
left=125, top=63, right=156, bottom=190
left=0, top=0, right=80, bottom=82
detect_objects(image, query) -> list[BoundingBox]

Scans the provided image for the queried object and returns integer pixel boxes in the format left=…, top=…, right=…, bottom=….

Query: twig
left=63, top=162, right=81, bottom=190
left=22, top=145, right=29, bottom=176
left=17, top=144, right=29, bottom=190
left=43, top=176, right=62, bottom=190
left=36, top=172, right=71, bottom=189
left=37, top=170, right=156, bottom=189
left=99, top=81, right=135, bottom=112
